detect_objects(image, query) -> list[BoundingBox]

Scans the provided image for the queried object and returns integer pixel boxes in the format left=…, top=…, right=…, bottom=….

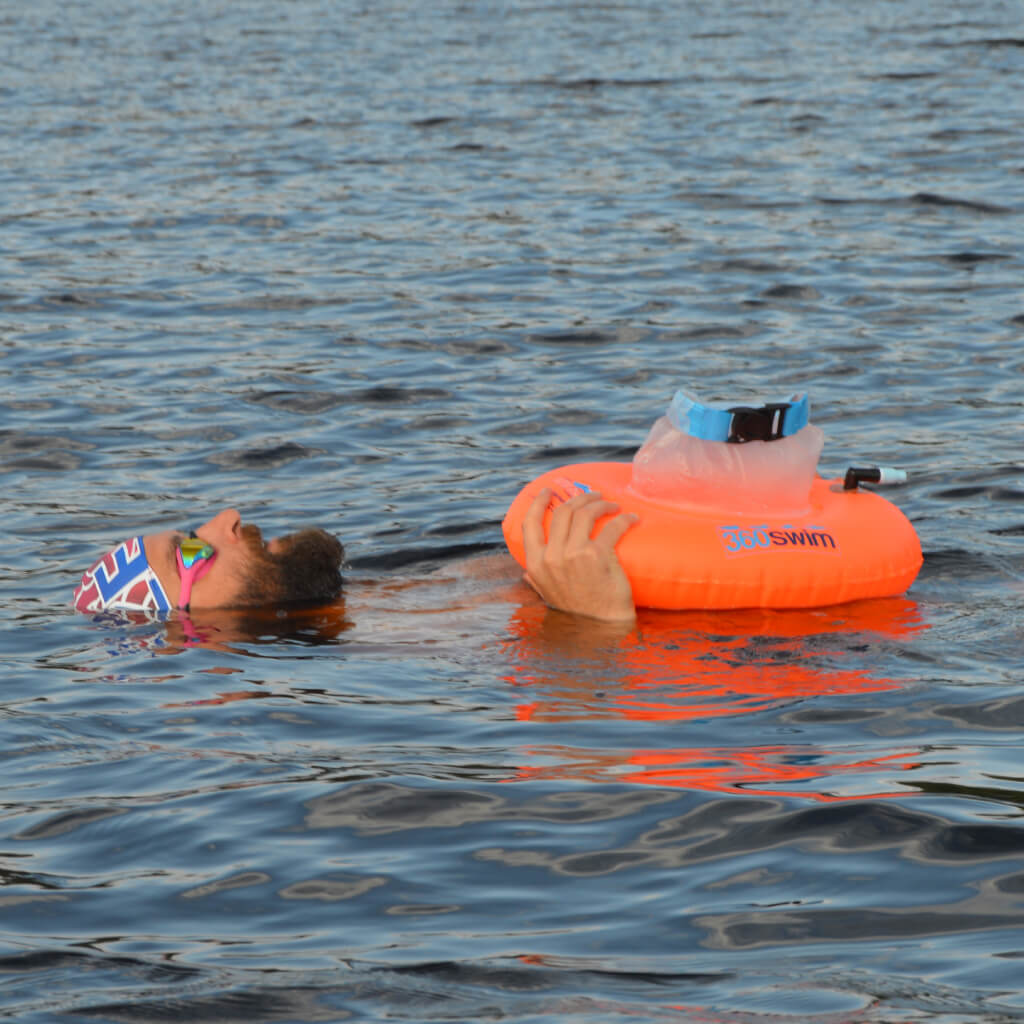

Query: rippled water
left=3, top=1, right=1024, bottom=1020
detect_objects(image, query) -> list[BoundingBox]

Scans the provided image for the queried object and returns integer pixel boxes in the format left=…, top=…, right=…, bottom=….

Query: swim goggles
left=176, top=532, right=217, bottom=611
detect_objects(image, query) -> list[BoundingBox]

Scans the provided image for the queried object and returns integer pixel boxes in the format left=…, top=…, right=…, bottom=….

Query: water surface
left=3, top=1, right=1024, bottom=1020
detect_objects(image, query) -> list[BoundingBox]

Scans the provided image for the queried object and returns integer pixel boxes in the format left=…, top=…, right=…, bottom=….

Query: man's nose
left=197, top=508, right=242, bottom=545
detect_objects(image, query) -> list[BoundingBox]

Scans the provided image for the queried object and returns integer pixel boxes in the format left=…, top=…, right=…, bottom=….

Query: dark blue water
left=3, top=1, right=1024, bottom=1020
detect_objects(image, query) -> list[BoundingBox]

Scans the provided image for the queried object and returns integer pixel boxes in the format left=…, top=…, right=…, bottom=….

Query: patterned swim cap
left=73, top=536, right=171, bottom=614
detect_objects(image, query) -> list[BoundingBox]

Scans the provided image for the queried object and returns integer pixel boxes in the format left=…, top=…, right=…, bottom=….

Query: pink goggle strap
left=176, top=546, right=217, bottom=610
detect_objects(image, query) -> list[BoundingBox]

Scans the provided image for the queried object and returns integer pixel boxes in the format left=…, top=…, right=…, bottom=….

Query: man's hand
left=521, top=487, right=638, bottom=622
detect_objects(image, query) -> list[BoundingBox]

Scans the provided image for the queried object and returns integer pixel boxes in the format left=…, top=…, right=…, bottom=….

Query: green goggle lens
left=179, top=537, right=215, bottom=569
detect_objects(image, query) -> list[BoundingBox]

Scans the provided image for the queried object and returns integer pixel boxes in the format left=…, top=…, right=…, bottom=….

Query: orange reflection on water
left=515, top=655, right=900, bottom=724
left=514, top=744, right=923, bottom=801
left=504, top=598, right=929, bottom=801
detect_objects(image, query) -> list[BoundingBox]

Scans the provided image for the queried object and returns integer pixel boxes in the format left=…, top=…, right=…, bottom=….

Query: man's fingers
left=517, top=487, right=639, bottom=623
left=522, top=488, right=552, bottom=553
left=548, top=490, right=603, bottom=546
left=522, top=486, right=629, bottom=559
left=545, top=489, right=601, bottom=549
left=595, top=511, right=640, bottom=550
left=563, top=496, right=622, bottom=547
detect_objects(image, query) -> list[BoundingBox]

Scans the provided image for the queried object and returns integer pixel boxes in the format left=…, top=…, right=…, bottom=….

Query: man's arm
left=520, top=487, right=638, bottom=622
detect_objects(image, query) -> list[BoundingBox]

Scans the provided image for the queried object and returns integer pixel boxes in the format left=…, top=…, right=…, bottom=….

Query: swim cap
left=73, top=536, right=171, bottom=615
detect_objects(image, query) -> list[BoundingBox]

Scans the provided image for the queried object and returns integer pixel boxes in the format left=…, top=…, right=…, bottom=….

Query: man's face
left=147, top=508, right=279, bottom=610
left=75, top=508, right=278, bottom=614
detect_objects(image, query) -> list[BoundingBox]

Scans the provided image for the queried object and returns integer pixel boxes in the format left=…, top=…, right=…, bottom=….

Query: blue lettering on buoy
left=720, top=523, right=839, bottom=555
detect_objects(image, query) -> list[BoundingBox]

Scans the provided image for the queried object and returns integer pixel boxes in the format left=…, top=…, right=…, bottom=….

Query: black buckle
left=726, top=403, right=792, bottom=443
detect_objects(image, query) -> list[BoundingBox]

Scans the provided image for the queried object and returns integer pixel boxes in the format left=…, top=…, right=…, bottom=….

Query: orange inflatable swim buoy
left=502, top=393, right=922, bottom=611
left=503, top=463, right=922, bottom=610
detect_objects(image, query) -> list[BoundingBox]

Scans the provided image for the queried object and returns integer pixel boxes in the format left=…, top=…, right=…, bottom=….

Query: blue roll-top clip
left=668, top=392, right=809, bottom=443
